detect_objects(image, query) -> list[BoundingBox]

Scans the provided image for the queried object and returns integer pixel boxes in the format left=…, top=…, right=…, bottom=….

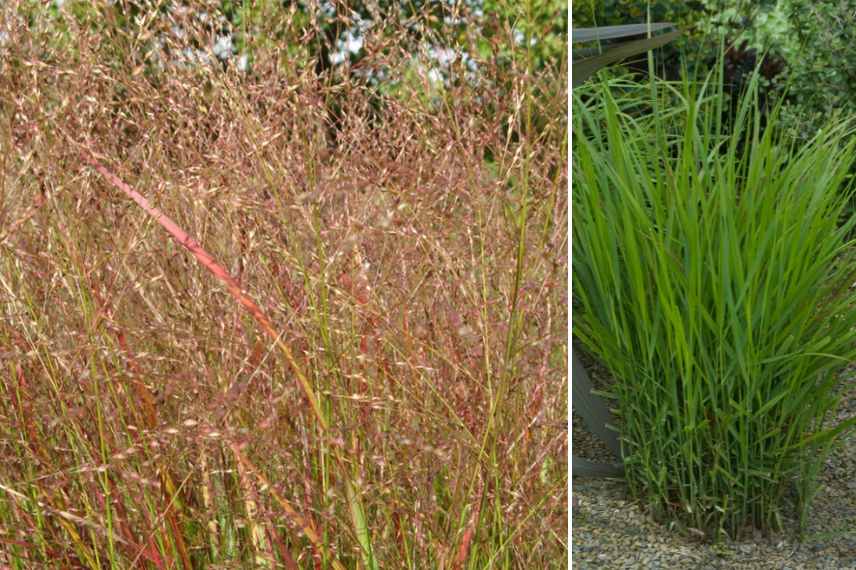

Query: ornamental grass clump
left=0, top=2, right=567, bottom=566
left=573, top=67, right=856, bottom=539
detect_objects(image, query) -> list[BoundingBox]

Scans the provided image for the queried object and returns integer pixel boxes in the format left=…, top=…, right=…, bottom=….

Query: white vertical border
left=567, top=0, right=573, bottom=567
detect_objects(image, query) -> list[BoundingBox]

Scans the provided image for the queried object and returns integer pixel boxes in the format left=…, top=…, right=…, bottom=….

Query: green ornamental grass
left=573, top=64, right=856, bottom=539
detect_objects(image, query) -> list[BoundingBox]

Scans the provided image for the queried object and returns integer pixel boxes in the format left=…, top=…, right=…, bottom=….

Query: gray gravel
left=573, top=349, right=856, bottom=569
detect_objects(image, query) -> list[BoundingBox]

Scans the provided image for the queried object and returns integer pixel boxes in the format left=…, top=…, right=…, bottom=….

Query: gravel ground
left=572, top=348, right=856, bottom=569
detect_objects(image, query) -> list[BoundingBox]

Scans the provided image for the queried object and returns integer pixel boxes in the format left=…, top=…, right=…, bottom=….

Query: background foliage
left=572, top=0, right=856, bottom=138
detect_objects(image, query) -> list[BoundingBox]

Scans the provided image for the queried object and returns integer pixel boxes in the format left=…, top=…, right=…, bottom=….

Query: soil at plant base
left=572, top=352, right=856, bottom=569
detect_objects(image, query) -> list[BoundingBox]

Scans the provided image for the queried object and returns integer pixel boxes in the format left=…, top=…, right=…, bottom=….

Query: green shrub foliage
left=573, top=0, right=856, bottom=138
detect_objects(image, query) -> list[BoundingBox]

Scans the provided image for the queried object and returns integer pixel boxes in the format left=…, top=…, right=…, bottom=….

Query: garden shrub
left=573, top=0, right=856, bottom=139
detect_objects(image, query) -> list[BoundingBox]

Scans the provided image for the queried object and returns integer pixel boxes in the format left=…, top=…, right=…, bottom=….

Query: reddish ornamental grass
left=0, top=4, right=567, bottom=567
